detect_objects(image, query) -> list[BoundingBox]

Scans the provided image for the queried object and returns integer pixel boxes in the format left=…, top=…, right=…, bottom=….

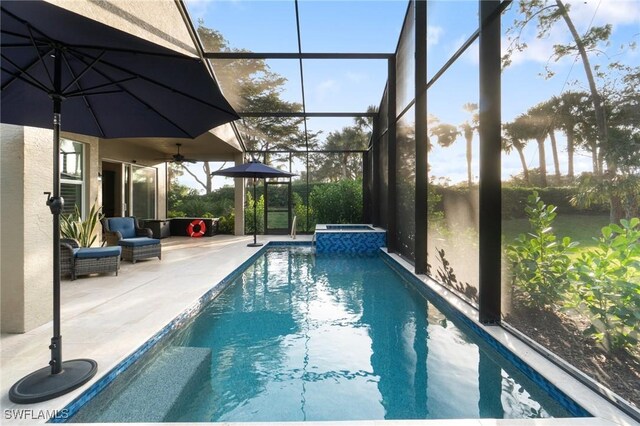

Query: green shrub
left=506, top=192, right=578, bottom=307
left=245, top=192, right=264, bottom=233
left=217, top=212, right=235, bottom=234
left=501, top=186, right=608, bottom=219
left=309, top=180, right=363, bottom=224
left=427, top=182, right=444, bottom=222
left=167, top=210, right=186, bottom=218
left=178, top=198, right=216, bottom=217
left=567, top=218, right=640, bottom=351
left=293, top=192, right=315, bottom=232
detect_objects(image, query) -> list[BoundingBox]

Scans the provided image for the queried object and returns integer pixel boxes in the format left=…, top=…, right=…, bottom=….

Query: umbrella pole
left=9, top=51, right=97, bottom=404
left=248, top=178, right=263, bottom=247
left=51, top=95, right=63, bottom=375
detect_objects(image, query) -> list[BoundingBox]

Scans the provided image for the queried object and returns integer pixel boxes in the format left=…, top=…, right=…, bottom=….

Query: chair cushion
left=118, top=237, right=160, bottom=247
left=108, top=217, right=136, bottom=239
left=74, top=246, right=122, bottom=259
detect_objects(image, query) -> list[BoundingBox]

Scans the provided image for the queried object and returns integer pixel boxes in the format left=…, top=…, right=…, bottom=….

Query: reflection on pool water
left=70, top=247, right=577, bottom=422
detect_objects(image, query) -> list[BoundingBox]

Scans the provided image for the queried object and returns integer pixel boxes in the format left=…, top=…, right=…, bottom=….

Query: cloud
left=427, top=25, right=444, bottom=47
left=184, top=0, right=213, bottom=22
left=346, top=72, right=368, bottom=84
left=314, top=79, right=339, bottom=102
left=503, top=0, right=639, bottom=67
left=568, top=0, right=640, bottom=28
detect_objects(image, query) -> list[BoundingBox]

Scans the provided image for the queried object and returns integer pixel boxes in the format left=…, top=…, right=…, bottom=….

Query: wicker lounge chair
left=60, top=238, right=121, bottom=280
left=101, top=217, right=162, bottom=264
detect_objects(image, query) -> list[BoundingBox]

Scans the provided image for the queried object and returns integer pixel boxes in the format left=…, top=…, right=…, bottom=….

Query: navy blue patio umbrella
left=1, top=0, right=238, bottom=404
left=212, top=160, right=296, bottom=247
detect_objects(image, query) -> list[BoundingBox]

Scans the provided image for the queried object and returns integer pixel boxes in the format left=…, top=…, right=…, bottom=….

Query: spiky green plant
left=60, top=203, right=104, bottom=247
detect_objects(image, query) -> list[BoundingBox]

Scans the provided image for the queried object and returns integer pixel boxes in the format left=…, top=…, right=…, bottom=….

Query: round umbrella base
left=247, top=243, right=264, bottom=247
left=9, top=359, right=98, bottom=404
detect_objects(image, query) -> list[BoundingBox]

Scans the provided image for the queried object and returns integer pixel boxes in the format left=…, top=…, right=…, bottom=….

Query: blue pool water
left=68, top=247, right=580, bottom=422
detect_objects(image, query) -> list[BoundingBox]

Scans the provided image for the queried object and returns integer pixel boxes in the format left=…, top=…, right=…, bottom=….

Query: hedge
left=429, top=186, right=608, bottom=220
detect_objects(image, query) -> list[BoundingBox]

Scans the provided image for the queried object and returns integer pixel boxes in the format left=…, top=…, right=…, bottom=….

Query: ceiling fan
left=165, top=143, right=197, bottom=163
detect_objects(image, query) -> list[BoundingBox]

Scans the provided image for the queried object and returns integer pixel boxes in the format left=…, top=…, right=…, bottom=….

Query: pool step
left=72, top=346, right=211, bottom=422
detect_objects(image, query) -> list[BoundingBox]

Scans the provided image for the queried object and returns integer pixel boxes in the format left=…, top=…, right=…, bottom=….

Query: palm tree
left=540, top=99, right=562, bottom=183
left=552, top=91, right=591, bottom=179
left=503, top=1, right=611, bottom=165
left=502, top=118, right=531, bottom=185
left=520, top=108, right=549, bottom=187
left=428, top=114, right=459, bottom=151
left=459, top=103, right=478, bottom=187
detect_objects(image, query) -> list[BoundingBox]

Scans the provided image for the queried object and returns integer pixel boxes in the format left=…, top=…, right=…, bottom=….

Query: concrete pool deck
left=0, top=235, right=636, bottom=425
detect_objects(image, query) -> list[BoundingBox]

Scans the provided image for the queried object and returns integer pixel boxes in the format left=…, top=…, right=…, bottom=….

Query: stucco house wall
left=1, top=125, right=54, bottom=332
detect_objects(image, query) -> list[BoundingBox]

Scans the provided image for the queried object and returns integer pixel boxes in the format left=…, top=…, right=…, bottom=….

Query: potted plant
left=60, top=203, right=104, bottom=247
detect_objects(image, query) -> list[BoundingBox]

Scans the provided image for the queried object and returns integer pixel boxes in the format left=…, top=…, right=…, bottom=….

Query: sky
left=182, top=0, right=640, bottom=191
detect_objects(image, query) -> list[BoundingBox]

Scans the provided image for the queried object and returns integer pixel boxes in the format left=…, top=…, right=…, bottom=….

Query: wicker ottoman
left=61, top=240, right=121, bottom=281
left=118, top=237, right=162, bottom=264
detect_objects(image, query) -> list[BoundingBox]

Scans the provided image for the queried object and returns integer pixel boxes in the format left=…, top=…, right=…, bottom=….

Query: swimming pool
left=65, top=246, right=588, bottom=422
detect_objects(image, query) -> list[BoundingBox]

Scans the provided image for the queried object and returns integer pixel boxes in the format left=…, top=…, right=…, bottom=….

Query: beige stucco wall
left=1, top=125, right=54, bottom=333
left=48, top=0, right=197, bottom=56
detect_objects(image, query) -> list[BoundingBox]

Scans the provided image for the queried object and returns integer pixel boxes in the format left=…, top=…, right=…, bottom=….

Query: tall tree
left=502, top=118, right=532, bottom=185
left=520, top=107, right=550, bottom=187
left=459, top=103, right=479, bottom=187
left=311, top=116, right=372, bottom=182
left=428, top=114, right=459, bottom=151
left=503, top=0, right=614, bottom=173
left=551, top=91, right=591, bottom=178
left=535, top=99, right=562, bottom=183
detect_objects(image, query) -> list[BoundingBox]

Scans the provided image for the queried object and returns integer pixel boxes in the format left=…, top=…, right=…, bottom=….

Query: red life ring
left=187, top=219, right=206, bottom=238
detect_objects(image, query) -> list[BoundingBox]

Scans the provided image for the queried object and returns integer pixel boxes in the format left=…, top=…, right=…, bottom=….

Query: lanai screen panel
left=395, top=2, right=417, bottom=262
left=302, top=59, right=388, bottom=113
left=297, top=0, right=406, bottom=53
left=377, top=88, right=389, bottom=230
left=425, top=0, right=480, bottom=304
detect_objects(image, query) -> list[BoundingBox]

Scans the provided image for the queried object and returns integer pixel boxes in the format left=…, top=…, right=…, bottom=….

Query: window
left=60, top=138, right=84, bottom=215
left=131, top=165, right=156, bottom=220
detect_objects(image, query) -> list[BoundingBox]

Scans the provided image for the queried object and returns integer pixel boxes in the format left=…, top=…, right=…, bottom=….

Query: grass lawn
left=267, top=211, right=289, bottom=230
left=502, top=213, right=610, bottom=251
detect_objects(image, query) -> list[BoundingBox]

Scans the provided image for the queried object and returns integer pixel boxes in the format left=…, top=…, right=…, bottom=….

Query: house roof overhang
left=99, top=123, right=242, bottom=164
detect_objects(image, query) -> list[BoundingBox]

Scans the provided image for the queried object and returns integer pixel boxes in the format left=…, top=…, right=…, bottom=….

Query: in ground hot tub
left=314, top=224, right=386, bottom=254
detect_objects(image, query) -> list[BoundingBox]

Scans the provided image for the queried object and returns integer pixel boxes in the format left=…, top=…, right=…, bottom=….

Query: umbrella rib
left=0, top=54, right=51, bottom=93
left=64, top=49, right=194, bottom=138
left=65, top=89, right=123, bottom=98
left=61, top=51, right=107, bottom=94
left=65, top=45, right=238, bottom=117
left=0, top=42, right=47, bottom=48
left=59, top=52, right=106, bottom=138
left=64, top=77, right=136, bottom=97
left=27, top=25, right=54, bottom=88
left=0, top=29, right=50, bottom=45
